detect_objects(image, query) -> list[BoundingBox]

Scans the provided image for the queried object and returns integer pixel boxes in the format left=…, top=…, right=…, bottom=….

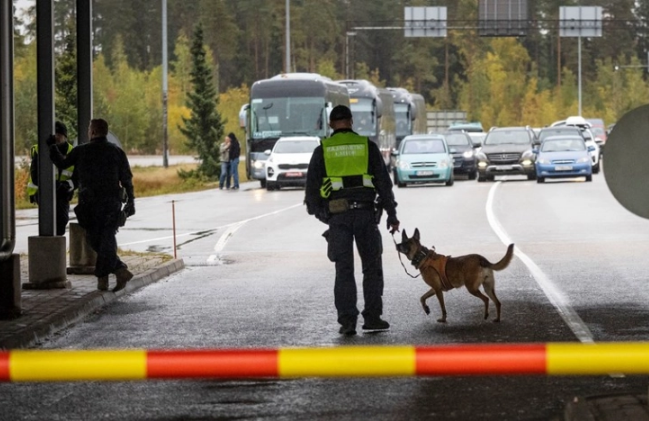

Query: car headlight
left=537, top=158, right=549, bottom=164
left=252, top=160, right=265, bottom=169
left=521, top=159, right=533, bottom=166
left=478, top=161, right=488, bottom=168
left=475, top=151, right=487, bottom=161
left=439, top=160, right=449, bottom=169
left=398, top=161, right=410, bottom=170
left=463, top=150, right=474, bottom=158
left=577, top=157, right=590, bottom=163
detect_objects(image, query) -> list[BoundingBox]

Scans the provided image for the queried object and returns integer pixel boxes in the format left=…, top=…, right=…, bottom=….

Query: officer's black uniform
left=50, top=135, right=134, bottom=279
left=305, top=109, right=398, bottom=335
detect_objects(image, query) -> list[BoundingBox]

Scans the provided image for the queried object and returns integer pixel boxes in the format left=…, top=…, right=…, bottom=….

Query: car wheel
left=537, top=177, right=545, bottom=183
left=266, top=182, right=275, bottom=191
left=586, top=175, right=593, bottom=182
left=486, top=175, right=495, bottom=182
left=478, top=173, right=486, bottom=182
left=592, top=163, right=600, bottom=174
left=527, top=173, right=537, bottom=181
left=468, top=170, right=477, bottom=180
left=260, top=179, right=267, bottom=188
left=445, top=175, right=454, bottom=186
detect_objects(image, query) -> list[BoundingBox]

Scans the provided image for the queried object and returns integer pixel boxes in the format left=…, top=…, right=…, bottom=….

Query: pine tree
left=55, top=32, right=78, bottom=141
left=179, top=23, right=224, bottom=179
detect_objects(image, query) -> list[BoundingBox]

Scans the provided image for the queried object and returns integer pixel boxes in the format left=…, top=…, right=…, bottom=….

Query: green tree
left=179, top=23, right=225, bottom=178
left=55, top=33, right=78, bottom=141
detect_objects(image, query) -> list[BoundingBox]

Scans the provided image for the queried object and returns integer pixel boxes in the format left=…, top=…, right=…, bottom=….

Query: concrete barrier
left=67, top=222, right=96, bottom=274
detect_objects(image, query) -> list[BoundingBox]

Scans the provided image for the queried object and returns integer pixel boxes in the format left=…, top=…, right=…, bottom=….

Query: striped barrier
left=2, top=343, right=649, bottom=381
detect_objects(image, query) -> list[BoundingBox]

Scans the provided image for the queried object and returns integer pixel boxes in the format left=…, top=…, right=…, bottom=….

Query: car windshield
left=273, top=140, right=319, bottom=154
left=539, top=128, right=581, bottom=142
left=484, top=130, right=531, bottom=145
left=402, top=139, right=446, bottom=154
left=444, top=133, right=472, bottom=146
left=541, top=138, right=586, bottom=152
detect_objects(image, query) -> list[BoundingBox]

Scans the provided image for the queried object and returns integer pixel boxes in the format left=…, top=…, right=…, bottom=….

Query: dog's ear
left=414, top=228, right=420, bottom=241
left=401, top=229, right=408, bottom=242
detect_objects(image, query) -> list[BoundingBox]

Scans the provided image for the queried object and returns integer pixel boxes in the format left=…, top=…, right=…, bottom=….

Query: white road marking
left=486, top=181, right=595, bottom=343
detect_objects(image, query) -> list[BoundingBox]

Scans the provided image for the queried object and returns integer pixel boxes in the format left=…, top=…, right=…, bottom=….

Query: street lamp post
left=345, top=31, right=356, bottom=79
left=162, top=0, right=169, bottom=168
left=285, top=0, right=290, bottom=73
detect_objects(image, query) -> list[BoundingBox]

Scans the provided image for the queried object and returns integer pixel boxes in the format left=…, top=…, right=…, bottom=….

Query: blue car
left=535, top=135, right=594, bottom=183
left=392, top=134, right=454, bottom=187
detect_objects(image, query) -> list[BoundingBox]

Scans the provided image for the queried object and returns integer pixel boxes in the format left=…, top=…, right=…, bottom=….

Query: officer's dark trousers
left=80, top=199, right=126, bottom=278
left=327, top=208, right=384, bottom=325
left=55, top=193, right=70, bottom=236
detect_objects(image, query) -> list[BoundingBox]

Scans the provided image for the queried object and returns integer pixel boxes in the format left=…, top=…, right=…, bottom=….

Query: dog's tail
left=482, top=243, right=515, bottom=271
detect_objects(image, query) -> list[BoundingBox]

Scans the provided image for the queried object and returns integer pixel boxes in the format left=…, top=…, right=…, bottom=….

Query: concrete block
left=25, top=236, right=68, bottom=288
left=67, top=223, right=96, bottom=274
left=0, top=254, right=22, bottom=319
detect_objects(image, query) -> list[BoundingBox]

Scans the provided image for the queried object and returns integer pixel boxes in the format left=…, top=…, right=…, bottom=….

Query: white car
left=265, top=136, right=320, bottom=191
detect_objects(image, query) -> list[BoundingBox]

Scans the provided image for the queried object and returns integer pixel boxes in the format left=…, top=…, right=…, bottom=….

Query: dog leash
left=391, top=231, right=420, bottom=279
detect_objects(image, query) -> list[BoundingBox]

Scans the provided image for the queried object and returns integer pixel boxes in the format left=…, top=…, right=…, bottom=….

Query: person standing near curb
left=50, top=118, right=135, bottom=292
left=219, top=135, right=231, bottom=189
left=304, top=105, right=400, bottom=336
left=227, top=133, right=241, bottom=190
left=27, top=121, right=77, bottom=236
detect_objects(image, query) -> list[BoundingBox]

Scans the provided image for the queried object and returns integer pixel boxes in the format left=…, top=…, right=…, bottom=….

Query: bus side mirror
left=239, top=104, right=249, bottom=129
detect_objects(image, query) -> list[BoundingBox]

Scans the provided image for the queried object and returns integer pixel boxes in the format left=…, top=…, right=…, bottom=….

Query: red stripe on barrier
left=0, top=352, right=9, bottom=381
left=416, top=344, right=547, bottom=375
left=147, top=350, right=279, bottom=379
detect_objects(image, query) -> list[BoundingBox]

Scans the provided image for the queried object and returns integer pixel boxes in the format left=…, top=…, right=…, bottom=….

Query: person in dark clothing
left=304, top=105, right=400, bottom=336
left=50, top=118, right=135, bottom=292
left=227, top=133, right=241, bottom=190
left=27, top=121, right=77, bottom=235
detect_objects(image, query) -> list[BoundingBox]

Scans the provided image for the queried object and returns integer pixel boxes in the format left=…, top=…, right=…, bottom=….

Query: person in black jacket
left=304, top=105, right=400, bottom=336
left=227, top=133, right=241, bottom=190
left=50, top=118, right=135, bottom=292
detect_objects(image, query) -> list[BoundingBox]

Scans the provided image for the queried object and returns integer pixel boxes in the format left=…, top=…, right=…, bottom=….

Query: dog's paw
left=492, top=318, right=501, bottom=323
left=423, top=306, right=430, bottom=315
left=436, top=318, right=447, bottom=323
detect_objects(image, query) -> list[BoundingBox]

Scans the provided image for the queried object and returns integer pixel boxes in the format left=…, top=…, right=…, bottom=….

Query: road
left=4, top=169, right=649, bottom=420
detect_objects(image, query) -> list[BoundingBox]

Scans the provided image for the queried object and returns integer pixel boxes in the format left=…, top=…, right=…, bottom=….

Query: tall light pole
left=345, top=32, right=356, bottom=79
left=285, top=0, right=290, bottom=73
left=162, top=0, right=169, bottom=167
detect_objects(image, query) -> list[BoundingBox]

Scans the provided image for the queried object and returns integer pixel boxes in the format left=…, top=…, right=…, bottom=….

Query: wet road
left=5, top=170, right=649, bottom=420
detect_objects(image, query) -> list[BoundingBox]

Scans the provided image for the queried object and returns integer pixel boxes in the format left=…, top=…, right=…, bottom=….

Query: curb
left=2, top=259, right=185, bottom=350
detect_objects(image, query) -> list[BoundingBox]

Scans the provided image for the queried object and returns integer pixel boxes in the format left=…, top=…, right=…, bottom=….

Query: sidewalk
left=0, top=254, right=184, bottom=349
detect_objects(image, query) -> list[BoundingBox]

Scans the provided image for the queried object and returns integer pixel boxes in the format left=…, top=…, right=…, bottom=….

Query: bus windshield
left=349, top=98, right=375, bottom=137
left=394, top=103, right=411, bottom=137
left=251, top=97, right=326, bottom=139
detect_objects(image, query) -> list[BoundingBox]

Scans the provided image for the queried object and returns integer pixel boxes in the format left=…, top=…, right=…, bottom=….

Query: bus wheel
left=260, top=179, right=267, bottom=188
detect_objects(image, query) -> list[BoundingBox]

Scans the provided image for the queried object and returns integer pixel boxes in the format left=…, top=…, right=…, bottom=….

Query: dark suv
left=475, top=127, right=537, bottom=181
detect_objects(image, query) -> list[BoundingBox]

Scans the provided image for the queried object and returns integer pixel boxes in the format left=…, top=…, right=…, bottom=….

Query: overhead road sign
left=404, top=7, right=447, bottom=38
left=478, top=0, right=528, bottom=37
left=560, top=6, right=602, bottom=37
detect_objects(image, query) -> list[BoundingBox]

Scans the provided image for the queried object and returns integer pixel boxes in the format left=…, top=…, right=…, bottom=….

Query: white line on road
left=486, top=181, right=595, bottom=343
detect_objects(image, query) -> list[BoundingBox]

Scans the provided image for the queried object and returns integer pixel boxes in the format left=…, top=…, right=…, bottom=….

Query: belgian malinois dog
left=396, top=228, right=514, bottom=323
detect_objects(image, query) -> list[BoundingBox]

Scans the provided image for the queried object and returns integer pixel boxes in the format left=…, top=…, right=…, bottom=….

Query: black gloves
left=123, top=201, right=136, bottom=218
left=46, top=134, right=57, bottom=147
left=386, top=214, right=400, bottom=234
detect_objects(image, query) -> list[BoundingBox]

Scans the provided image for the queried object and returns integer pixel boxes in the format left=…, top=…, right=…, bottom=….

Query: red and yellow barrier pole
left=2, top=343, right=649, bottom=382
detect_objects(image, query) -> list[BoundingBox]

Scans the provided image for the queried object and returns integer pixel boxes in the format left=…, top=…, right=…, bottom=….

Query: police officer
left=50, top=118, right=135, bottom=292
left=27, top=121, right=76, bottom=235
left=305, top=105, right=400, bottom=335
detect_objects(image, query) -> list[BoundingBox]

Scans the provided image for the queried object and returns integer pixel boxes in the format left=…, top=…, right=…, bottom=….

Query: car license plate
left=495, top=165, right=513, bottom=171
left=416, top=171, right=434, bottom=176
left=555, top=165, right=573, bottom=171
left=285, top=171, right=303, bottom=177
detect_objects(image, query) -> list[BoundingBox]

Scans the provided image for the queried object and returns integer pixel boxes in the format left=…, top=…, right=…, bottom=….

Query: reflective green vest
left=320, top=131, right=375, bottom=198
left=27, top=143, right=75, bottom=198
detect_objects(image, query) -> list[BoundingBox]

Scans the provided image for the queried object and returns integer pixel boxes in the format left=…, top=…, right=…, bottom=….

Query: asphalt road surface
left=5, top=168, right=649, bottom=420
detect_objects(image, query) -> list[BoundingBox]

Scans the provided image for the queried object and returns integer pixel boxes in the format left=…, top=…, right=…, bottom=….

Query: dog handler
left=305, top=105, right=400, bottom=335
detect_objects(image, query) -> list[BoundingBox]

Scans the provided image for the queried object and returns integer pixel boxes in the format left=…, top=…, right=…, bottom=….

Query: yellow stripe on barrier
left=10, top=350, right=147, bottom=381
left=547, top=343, right=649, bottom=375
left=279, top=346, right=415, bottom=377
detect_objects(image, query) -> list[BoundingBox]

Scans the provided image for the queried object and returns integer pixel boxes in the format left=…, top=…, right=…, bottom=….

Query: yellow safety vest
left=320, top=131, right=375, bottom=199
left=27, top=143, right=75, bottom=198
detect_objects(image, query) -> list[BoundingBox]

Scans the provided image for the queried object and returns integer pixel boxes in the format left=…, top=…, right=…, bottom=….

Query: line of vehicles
left=238, top=73, right=427, bottom=190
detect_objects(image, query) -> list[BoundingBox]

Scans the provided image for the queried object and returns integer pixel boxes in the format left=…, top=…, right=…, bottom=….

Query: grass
left=14, top=159, right=250, bottom=209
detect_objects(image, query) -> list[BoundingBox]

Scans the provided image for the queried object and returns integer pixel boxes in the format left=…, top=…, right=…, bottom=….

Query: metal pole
left=36, top=0, right=56, bottom=237
left=77, top=0, right=92, bottom=145
left=285, top=0, right=290, bottom=73
left=0, top=0, right=16, bottom=260
left=162, top=0, right=168, bottom=168
left=578, top=35, right=582, bottom=116
left=172, top=200, right=176, bottom=259
left=345, top=33, right=349, bottom=79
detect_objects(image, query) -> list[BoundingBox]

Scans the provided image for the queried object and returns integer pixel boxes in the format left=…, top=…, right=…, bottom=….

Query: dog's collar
left=411, top=246, right=431, bottom=269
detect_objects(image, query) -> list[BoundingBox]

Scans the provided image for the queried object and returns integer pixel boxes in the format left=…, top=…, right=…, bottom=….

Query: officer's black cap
left=55, top=121, right=68, bottom=138
left=329, top=105, right=353, bottom=121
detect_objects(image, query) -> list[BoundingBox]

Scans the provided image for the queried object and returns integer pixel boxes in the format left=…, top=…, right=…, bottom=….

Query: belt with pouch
left=328, top=199, right=373, bottom=214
